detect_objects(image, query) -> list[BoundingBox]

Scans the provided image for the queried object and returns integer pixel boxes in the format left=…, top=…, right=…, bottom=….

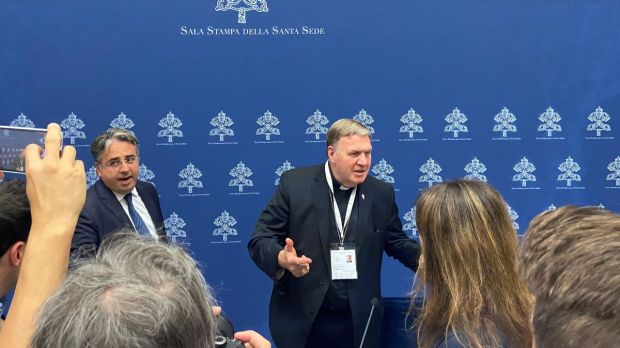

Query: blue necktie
left=124, top=193, right=151, bottom=236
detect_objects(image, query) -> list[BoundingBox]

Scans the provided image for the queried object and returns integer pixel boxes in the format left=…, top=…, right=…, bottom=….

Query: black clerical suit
left=248, top=164, right=419, bottom=348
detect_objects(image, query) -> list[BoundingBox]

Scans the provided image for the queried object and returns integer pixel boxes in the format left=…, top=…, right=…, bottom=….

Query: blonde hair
left=411, top=180, right=531, bottom=348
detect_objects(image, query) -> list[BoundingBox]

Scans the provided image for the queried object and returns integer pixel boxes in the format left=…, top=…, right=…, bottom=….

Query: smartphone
left=0, top=125, right=48, bottom=173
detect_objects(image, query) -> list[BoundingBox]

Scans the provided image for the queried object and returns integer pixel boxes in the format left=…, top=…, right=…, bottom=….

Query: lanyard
left=324, top=161, right=357, bottom=246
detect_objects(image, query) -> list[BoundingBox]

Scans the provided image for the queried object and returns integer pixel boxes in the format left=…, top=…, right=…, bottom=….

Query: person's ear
left=327, top=145, right=336, bottom=162
left=10, top=241, right=26, bottom=267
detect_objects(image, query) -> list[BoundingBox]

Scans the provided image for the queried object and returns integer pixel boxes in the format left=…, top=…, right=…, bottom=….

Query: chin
left=119, top=181, right=137, bottom=192
left=351, top=176, right=367, bottom=185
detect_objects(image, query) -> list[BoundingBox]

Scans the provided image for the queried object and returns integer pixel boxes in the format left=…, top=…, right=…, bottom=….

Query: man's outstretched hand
left=277, top=238, right=312, bottom=277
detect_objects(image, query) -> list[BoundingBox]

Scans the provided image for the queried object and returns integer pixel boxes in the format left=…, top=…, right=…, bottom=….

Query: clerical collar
left=338, top=183, right=352, bottom=191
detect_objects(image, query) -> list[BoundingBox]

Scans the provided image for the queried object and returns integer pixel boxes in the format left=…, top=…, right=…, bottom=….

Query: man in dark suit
left=249, top=119, right=419, bottom=348
left=71, top=128, right=166, bottom=257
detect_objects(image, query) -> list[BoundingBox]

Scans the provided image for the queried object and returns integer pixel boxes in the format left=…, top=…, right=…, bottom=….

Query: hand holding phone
left=0, top=126, right=48, bottom=173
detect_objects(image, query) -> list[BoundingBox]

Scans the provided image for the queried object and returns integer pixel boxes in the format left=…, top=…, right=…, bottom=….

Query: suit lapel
left=311, top=168, right=332, bottom=269
left=356, top=181, right=371, bottom=248
left=95, top=180, right=132, bottom=227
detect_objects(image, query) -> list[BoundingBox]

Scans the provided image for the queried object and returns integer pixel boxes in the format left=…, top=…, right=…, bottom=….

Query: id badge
left=330, top=243, right=357, bottom=280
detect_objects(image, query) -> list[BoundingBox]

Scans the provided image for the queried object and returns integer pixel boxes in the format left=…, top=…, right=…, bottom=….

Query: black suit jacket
left=248, top=164, right=419, bottom=348
left=71, top=180, right=166, bottom=256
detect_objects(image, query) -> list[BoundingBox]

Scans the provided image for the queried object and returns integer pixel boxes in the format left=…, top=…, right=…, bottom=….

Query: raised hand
left=277, top=238, right=312, bottom=277
left=24, top=123, right=86, bottom=233
left=1, top=123, right=86, bottom=348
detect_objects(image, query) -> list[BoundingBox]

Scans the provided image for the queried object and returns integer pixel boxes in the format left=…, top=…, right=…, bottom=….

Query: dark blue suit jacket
left=71, top=180, right=166, bottom=257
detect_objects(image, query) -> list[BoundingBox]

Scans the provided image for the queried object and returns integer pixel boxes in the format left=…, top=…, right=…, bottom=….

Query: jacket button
left=317, top=282, right=324, bottom=288
left=308, top=311, right=314, bottom=317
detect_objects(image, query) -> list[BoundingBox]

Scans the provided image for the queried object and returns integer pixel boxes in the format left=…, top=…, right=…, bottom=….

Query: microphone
left=359, top=297, right=380, bottom=348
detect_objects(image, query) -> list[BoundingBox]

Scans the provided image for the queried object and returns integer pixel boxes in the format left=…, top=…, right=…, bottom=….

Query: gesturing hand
left=277, top=238, right=312, bottom=277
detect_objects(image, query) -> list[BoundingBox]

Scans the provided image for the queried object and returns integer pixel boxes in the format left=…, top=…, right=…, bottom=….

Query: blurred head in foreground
left=412, top=179, right=531, bottom=348
left=520, top=205, right=620, bottom=348
left=32, top=231, right=217, bottom=348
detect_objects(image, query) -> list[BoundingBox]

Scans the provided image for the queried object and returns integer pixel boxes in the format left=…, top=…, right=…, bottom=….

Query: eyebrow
left=349, top=149, right=372, bottom=154
left=106, top=155, right=135, bottom=162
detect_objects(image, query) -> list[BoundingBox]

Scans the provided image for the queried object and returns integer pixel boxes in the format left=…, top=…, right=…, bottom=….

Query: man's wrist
left=276, top=250, right=287, bottom=280
left=277, top=249, right=286, bottom=268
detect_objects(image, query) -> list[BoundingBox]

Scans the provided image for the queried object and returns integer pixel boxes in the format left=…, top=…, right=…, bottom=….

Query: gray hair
left=91, top=128, right=139, bottom=163
left=32, top=231, right=217, bottom=348
left=326, top=119, right=371, bottom=147
left=520, top=206, right=620, bottom=348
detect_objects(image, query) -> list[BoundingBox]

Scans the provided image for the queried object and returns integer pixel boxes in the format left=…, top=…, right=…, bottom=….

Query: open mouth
left=118, top=176, right=133, bottom=184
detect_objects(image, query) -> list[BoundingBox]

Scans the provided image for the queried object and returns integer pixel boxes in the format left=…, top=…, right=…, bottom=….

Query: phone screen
left=0, top=126, right=48, bottom=173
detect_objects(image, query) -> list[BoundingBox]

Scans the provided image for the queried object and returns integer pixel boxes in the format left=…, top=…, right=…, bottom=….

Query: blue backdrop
left=2, top=0, right=619, bottom=343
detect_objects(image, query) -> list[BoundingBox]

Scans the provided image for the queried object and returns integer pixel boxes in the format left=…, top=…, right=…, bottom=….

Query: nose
left=357, top=154, right=369, bottom=166
left=118, top=160, right=130, bottom=172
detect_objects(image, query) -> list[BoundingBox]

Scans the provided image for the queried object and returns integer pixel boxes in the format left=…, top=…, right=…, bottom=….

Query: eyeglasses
left=100, top=155, right=138, bottom=168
